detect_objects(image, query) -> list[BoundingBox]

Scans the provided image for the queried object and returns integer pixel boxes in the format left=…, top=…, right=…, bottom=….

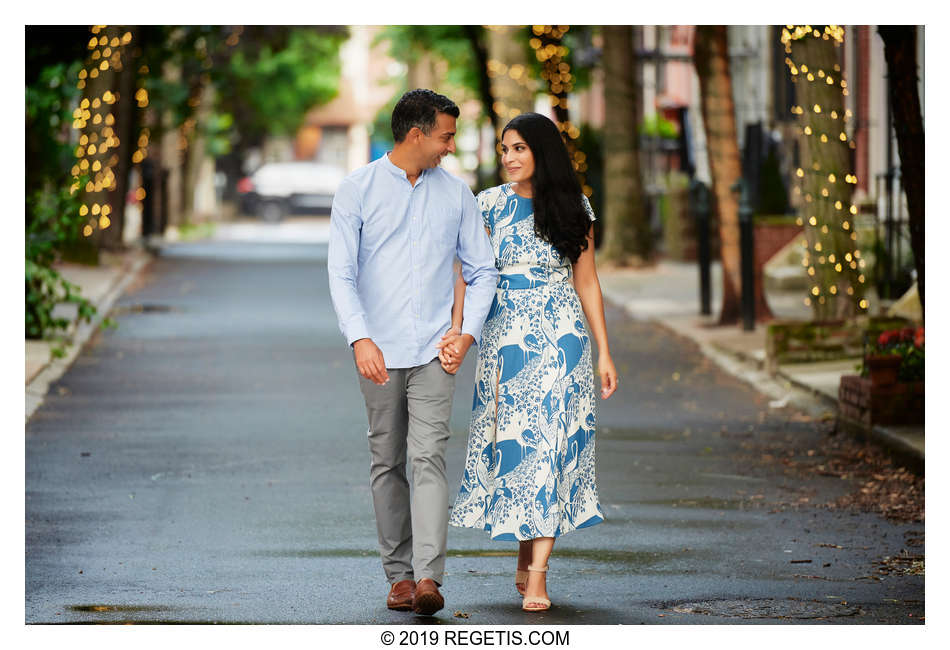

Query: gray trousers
left=358, top=358, right=455, bottom=586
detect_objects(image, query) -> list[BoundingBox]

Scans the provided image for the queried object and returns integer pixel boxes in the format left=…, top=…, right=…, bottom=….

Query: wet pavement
left=25, top=229, right=924, bottom=624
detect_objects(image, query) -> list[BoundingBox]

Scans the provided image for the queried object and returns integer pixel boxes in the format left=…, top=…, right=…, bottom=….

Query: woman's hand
left=438, top=350, right=461, bottom=374
left=598, top=352, right=618, bottom=399
left=441, top=326, right=462, bottom=341
left=437, top=326, right=464, bottom=374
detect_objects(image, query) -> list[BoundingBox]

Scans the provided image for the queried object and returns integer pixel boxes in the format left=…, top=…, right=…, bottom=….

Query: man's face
left=417, top=112, right=457, bottom=169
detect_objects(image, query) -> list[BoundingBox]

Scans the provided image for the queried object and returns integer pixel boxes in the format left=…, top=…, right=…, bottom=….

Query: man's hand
left=436, top=331, right=474, bottom=374
left=353, top=338, right=389, bottom=385
left=435, top=326, right=461, bottom=372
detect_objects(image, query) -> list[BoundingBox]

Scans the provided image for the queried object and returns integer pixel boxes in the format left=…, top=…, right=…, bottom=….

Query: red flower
left=878, top=329, right=901, bottom=347
left=900, top=327, right=916, bottom=342
left=915, top=327, right=924, bottom=348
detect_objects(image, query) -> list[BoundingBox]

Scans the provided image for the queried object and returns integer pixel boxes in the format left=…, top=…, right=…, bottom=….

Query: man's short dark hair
left=391, top=89, right=460, bottom=143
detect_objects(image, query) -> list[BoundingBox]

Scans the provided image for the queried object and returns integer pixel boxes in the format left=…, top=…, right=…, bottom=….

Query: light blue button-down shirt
left=327, top=154, right=499, bottom=369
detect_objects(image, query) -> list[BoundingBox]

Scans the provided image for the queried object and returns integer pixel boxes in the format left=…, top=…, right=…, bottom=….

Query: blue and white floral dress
left=449, top=183, right=604, bottom=541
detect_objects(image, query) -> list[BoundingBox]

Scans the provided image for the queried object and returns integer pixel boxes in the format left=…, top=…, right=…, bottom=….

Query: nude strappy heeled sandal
left=515, top=569, right=529, bottom=596
left=521, top=564, right=551, bottom=612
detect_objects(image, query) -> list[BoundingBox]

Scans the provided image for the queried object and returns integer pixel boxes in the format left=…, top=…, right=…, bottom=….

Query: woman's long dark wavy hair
left=502, top=113, right=590, bottom=264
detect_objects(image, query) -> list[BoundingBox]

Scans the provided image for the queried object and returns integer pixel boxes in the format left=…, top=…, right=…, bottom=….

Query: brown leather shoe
left=412, top=578, right=444, bottom=615
left=387, top=579, right=416, bottom=611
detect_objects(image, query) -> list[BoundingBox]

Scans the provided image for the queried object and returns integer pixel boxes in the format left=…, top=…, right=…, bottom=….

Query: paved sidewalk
left=26, top=248, right=152, bottom=420
left=598, top=260, right=924, bottom=468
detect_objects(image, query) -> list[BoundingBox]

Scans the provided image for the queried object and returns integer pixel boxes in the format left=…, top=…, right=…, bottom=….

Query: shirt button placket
left=408, top=192, right=421, bottom=334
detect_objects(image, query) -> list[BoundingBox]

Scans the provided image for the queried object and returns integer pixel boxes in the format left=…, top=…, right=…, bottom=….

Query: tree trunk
left=694, top=25, right=742, bottom=324
left=463, top=25, right=501, bottom=187
left=600, top=25, right=649, bottom=266
left=181, top=83, right=215, bottom=224
left=99, top=26, right=139, bottom=250
left=485, top=26, right=535, bottom=119
left=784, top=26, right=866, bottom=321
left=78, top=26, right=127, bottom=255
left=485, top=26, right=536, bottom=182
left=878, top=26, right=925, bottom=316
left=160, top=60, right=184, bottom=232
left=536, top=26, right=572, bottom=128
left=535, top=25, right=595, bottom=216
left=406, top=53, right=437, bottom=92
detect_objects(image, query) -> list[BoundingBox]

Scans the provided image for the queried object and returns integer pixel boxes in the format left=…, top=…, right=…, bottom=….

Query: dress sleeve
left=475, top=189, right=493, bottom=230
left=581, top=193, right=596, bottom=222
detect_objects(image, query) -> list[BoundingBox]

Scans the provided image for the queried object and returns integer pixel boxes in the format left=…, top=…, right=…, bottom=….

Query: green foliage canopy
left=216, top=28, right=346, bottom=146
left=378, top=26, right=480, bottom=96
left=136, top=26, right=346, bottom=154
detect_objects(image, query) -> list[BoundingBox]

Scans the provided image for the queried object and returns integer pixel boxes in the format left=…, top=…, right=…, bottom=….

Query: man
left=327, top=89, right=498, bottom=616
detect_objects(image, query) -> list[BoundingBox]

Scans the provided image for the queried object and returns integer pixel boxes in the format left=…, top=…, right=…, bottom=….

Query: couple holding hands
left=328, top=88, right=617, bottom=616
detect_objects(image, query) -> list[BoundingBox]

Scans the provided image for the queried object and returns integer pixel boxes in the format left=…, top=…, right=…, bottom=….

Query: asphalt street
left=25, top=223, right=924, bottom=624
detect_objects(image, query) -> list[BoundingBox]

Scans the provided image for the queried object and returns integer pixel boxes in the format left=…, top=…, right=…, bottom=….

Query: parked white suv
left=238, top=162, right=346, bottom=222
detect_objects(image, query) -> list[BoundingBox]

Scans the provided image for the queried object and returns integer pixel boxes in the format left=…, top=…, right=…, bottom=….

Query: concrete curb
left=770, top=360, right=923, bottom=471
left=652, top=316, right=837, bottom=420
left=837, top=417, right=925, bottom=474
left=773, top=367, right=840, bottom=411
left=26, top=250, right=153, bottom=422
left=602, top=291, right=924, bottom=471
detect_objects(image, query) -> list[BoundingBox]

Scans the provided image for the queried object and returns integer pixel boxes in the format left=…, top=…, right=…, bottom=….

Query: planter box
left=766, top=316, right=915, bottom=373
left=766, top=320, right=862, bottom=372
left=838, top=374, right=924, bottom=427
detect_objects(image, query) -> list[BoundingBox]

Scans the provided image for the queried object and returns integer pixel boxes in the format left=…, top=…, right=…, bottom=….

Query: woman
left=439, top=113, right=618, bottom=612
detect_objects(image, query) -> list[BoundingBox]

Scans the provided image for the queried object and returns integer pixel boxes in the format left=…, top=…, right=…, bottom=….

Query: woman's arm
left=572, top=226, right=618, bottom=399
left=437, top=264, right=468, bottom=373
left=440, top=226, right=493, bottom=373
left=450, top=264, right=466, bottom=332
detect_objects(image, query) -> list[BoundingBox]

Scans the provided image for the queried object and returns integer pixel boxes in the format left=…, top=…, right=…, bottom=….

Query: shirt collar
left=381, top=152, right=428, bottom=185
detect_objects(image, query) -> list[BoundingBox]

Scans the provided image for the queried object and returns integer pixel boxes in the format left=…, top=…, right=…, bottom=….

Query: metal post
left=884, top=72, right=894, bottom=300
left=691, top=180, right=712, bottom=315
left=735, top=179, right=756, bottom=331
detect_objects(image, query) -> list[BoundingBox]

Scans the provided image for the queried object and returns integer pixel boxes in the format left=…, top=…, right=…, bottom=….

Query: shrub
left=26, top=57, right=97, bottom=341
left=25, top=185, right=96, bottom=340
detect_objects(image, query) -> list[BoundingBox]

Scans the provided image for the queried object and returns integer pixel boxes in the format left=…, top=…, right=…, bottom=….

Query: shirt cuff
left=345, top=318, right=371, bottom=347
left=460, top=326, right=480, bottom=345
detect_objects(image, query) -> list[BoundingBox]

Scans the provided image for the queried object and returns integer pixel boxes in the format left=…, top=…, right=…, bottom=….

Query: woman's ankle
left=523, top=572, right=548, bottom=597
left=517, top=541, right=532, bottom=570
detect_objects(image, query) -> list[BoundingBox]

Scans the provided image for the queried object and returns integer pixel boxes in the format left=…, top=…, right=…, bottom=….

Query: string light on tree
left=781, top=25, right=867, bottom=320
left=71, top=26, right=152, bottom=241
left=529, top=26, right=593, bottom=197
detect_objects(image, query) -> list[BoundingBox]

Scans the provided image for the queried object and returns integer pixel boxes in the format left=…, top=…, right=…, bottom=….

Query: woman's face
left=501, top=129, right=535, bottom=186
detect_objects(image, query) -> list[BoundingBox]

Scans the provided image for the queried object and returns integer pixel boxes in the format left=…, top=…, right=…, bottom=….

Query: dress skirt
left=449, top=264, right=604, bottom=541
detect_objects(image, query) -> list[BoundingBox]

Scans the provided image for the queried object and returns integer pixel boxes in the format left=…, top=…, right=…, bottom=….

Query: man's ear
left=407, top=126, right=423, bottom=143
